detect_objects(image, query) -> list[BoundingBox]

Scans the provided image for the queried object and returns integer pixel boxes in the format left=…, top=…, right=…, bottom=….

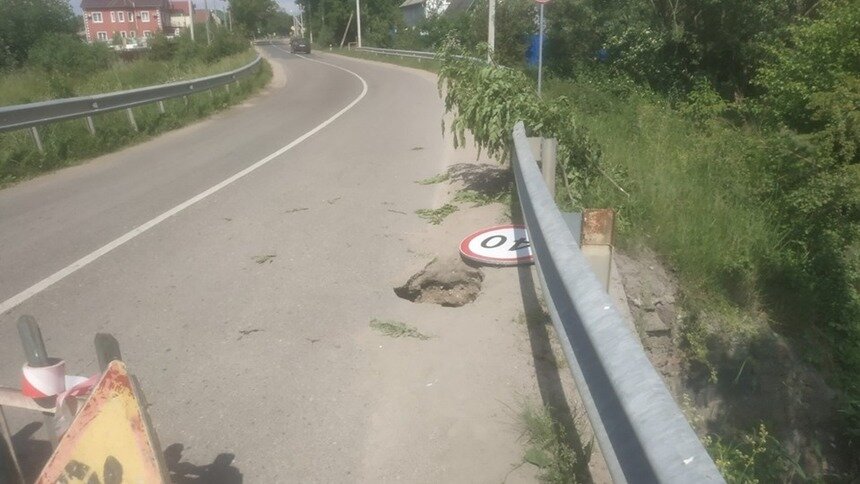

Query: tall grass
left=0, top=50, right=257, bottom=106
left=0, top=57, right=271, bottom=185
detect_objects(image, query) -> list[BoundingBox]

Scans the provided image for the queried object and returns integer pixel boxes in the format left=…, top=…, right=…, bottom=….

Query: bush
left=26, top=33, right=113, bottom=75
left=204, top=29, right=248, bottom=62
left=147, top=33, right=177, bottom=61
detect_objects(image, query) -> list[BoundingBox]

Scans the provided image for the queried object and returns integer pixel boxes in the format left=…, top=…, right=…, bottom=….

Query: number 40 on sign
left=459, top=225, right=534, bottom=266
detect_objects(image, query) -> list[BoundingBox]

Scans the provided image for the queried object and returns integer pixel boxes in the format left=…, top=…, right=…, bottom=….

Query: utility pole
left=355, top=0, right=362, bottom=47
left=537, top=0, right=547, bottom=96
left=187, top=0, right=195, bottom=40
left=203, top=0, right=212, bottom=45
left=488, top=0, right=495, bottom=61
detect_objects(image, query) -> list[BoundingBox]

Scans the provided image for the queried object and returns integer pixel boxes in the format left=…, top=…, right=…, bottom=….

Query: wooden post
left=126, top=108, right=138, bottom=132
left=16, top=316, right=59, bottom=448
left=30, top=127, right=44, bottom=153
left=94, top=334, right=122, bottom=372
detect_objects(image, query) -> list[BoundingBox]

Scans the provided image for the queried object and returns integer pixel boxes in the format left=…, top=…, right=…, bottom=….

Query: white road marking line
left=1, top=53, right=369, bottom=316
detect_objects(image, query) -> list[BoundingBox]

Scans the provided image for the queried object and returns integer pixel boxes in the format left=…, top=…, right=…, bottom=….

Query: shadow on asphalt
left=164, top=443, right=243, bottom=484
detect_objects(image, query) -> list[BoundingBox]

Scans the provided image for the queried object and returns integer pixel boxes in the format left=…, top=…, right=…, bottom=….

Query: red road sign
left=459, top=224, right=534, bottom=266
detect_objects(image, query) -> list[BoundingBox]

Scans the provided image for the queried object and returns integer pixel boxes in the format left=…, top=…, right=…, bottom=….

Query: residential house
left=169, top=1, right=213, bottom=34
left=81, top=0, right=171, bottom=44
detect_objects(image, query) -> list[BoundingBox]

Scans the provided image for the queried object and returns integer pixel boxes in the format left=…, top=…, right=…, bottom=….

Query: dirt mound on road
left=394, top=256, right=483, bottom=307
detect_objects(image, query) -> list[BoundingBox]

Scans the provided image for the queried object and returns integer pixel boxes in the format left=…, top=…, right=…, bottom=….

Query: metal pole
left=203, top=0, right=212, bottom=45
left=537, top=3, right=544, bottom=96
left=126, top=108, right=138, bottom=131
left=85, top=116, right=96, bottom=135
left=30, top=127, right=44, bottom=153
left=187, top=0, right=195, bottom=41
left=355, top=0, right=362, bottom=48
left=488, top=0, right=495, bottom=61
left=541, top=137, right=557, bottom=198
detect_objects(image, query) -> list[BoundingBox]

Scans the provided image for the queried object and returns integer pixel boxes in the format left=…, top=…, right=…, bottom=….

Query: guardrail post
left=157, top=101, right=165, bottom=114
left=84, top=116, right=96, bottom=135
left=225, top=83, right=230, bottom=94
left=126, top=108, right=138, bottom=132
left=541, top=138, right=557, bottom=198
left=30, top=127, right=44, bottom=153
left=208, top=89, right=214, bottom=99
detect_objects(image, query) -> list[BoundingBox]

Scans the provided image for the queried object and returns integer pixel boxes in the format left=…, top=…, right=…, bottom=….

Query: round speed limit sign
left=459, top=225, right=534, bottom=266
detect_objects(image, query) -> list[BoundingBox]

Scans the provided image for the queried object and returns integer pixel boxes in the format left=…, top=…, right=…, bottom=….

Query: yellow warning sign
left=37, top=361, right=169, bottom=484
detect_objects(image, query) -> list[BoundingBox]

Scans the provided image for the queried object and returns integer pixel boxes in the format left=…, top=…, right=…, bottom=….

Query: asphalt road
left=0, top=45, right=461, bottom=481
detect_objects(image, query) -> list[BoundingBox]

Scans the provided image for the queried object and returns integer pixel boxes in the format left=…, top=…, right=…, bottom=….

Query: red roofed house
left=168, top=1, right=210, bottom=35
left=81, top=0, right=171, bottom=44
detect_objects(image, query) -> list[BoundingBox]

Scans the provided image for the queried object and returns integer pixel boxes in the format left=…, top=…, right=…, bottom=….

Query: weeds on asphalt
left=415, top=204, right=458, bottom=225
left=415, top=171, right=450, bottom=185
left=370, top=319, right=431, bottom=340
left=520, top=403, right=590, bottom=484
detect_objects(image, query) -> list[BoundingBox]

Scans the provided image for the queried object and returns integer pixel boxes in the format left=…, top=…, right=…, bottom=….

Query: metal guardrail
left=511, top=121, right=724, bottom=483
left=356, top=46, right=436, bottom=60
left=355, top=46, right=483, bottom=63
left=0, top=56, right=262, bottom=146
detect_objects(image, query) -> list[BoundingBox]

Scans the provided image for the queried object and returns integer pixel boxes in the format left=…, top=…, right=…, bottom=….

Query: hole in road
left=394, top=257, right=483, bottom=307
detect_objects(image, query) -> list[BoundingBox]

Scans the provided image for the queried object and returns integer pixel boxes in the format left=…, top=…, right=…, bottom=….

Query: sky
left=68, top=0, right=301, bottom=16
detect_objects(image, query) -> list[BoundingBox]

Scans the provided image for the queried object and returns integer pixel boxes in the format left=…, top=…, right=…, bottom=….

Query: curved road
left=0, top=46, right=488, bottom=481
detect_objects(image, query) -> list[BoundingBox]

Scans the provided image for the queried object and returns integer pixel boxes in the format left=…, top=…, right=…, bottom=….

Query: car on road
left=291, top=38, right=311, bottom=54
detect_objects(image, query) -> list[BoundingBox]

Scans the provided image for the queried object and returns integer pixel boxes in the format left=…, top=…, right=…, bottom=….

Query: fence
left=0, top=56, right=262, bottom=152
left=511, top=121, right=724, bottom=483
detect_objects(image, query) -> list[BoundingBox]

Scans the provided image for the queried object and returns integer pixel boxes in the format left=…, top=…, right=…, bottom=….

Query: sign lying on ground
left=37, top=361, right=169, bottom=484
left=459, top=224, right=534, bottom=266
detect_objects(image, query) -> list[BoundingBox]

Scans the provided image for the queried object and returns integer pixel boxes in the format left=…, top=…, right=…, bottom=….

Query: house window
left=117, top=11, right=124, bottom=21
left=127, top=11, right=133, bottom=20
left=97, top=31, right=108, bottom=40
left=120, top=31, right=127, bottom=38
left=144, top=30, right=152, bottom=38
left=140, top=11, right=150, bottom=21
left=110, top=11, right=116, bottom=22
left=129, top=30, right=136, bottom=38
left=91, top=12, right=103, bottom=22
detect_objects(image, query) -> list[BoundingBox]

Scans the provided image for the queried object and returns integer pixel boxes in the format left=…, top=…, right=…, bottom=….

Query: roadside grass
left=328, top=47, right=441, bottom=73
left=415, top=171, right=450, bottom=185
left=520, top=403, right=590, bottom=484
left=543, top=78, right=775, bottom=365
left=0, top=57, right=271, bottom=186
left=369, top=319, right=431, bottom=340
left=454, top=188, right=510, bottom=207
left=415, top=203, right=458, bottom=224
left=0, top=50, right=257, bottom=106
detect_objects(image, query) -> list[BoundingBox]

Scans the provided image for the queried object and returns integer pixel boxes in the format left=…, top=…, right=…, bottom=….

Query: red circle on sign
left=459, top=224, right=534, bottom=266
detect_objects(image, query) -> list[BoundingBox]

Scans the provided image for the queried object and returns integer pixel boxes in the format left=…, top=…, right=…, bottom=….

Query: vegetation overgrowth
left=382, top=0, right=859, bottom=480
left=0, top=0, right=273, bottom=184
left=0, top=30, right=269, bottom=184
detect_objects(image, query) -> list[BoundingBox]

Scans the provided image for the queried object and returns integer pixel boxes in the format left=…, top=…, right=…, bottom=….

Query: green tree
left=0, top=0, right=78, bottom=69
left=229, top=0, right=279, bottom=36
